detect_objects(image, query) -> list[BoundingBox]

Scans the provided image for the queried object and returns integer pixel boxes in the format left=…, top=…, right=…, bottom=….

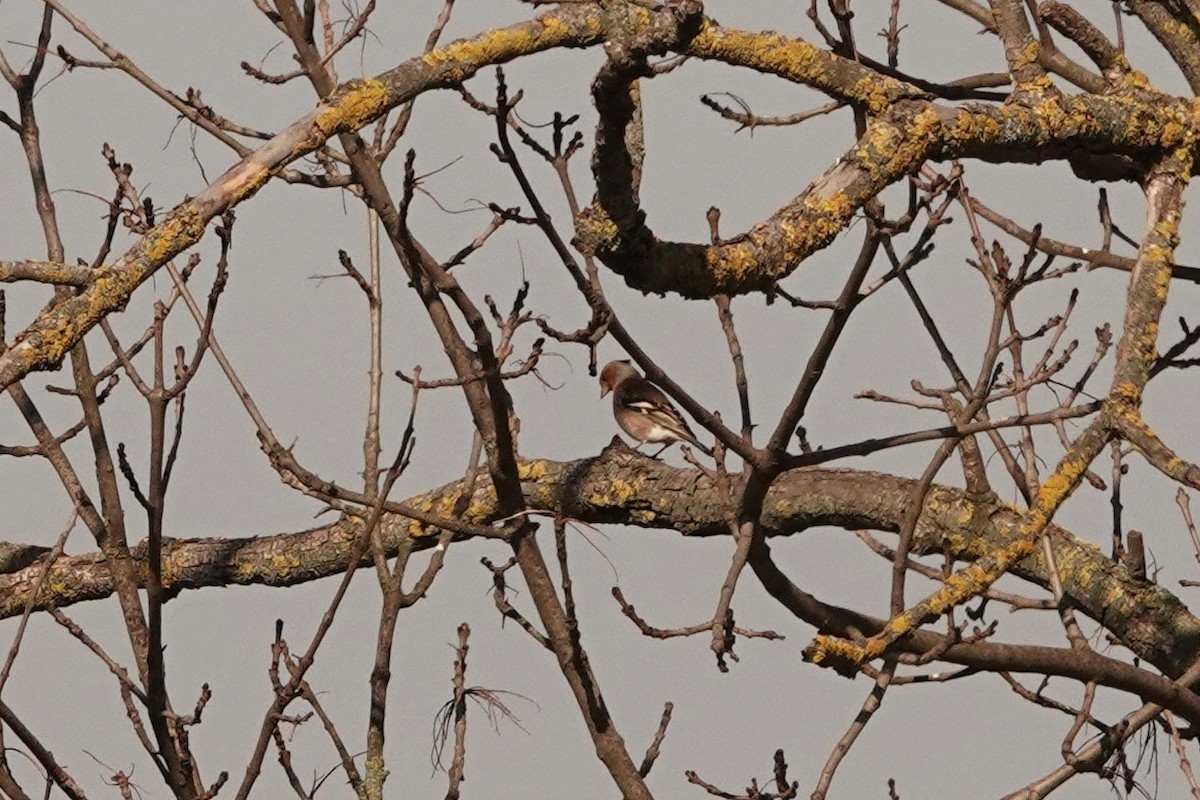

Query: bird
left=598, top=360, right=712, bottom=457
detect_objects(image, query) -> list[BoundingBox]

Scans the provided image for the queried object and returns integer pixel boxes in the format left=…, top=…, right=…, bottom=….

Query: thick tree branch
left=5, top=446, right=1199, bottom=683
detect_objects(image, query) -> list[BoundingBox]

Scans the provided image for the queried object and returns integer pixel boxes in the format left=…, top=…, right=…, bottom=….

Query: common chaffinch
left=599, top=360, right=712, bottom=457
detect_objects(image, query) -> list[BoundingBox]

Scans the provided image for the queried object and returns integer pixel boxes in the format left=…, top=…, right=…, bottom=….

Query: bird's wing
left=622, top=381, right=704, bottom=447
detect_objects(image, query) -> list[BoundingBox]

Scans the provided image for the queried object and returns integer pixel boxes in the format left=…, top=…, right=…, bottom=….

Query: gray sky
left=3, top=1, right=1200, bottom=797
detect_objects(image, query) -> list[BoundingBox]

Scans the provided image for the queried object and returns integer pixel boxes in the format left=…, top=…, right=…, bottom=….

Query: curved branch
left=576, top=73, right=1190, bottom=297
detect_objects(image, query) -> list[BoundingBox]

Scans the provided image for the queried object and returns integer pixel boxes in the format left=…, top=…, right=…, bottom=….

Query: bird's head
left=599, top=359, right=637, bottom=398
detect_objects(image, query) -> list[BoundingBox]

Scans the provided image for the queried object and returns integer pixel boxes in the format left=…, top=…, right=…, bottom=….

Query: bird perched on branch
left=599, top=360, right=712, bottom=457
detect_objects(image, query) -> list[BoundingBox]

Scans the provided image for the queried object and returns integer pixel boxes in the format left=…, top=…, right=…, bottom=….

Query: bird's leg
left=648, top=442, right=671, bottom=459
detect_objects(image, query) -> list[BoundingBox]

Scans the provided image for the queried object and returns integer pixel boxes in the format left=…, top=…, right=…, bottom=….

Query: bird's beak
left=600, top=386, right=610, bottom=398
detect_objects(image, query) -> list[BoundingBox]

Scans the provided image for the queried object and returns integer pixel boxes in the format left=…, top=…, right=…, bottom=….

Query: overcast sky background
left=3, top=1, right=1200, bottom=798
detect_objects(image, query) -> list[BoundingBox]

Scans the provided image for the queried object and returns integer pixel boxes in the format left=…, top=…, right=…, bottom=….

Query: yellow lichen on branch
left=806, top=418, right=1109, bottom=674
left=686, top=24, right=918, bottom=113
left=314, top=78, right=389, bottom=137
left=804, top=155, right=1191, bottom=677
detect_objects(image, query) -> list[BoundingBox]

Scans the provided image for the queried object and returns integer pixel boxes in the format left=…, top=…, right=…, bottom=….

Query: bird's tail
left=675, top=427, right=714, bottom=458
